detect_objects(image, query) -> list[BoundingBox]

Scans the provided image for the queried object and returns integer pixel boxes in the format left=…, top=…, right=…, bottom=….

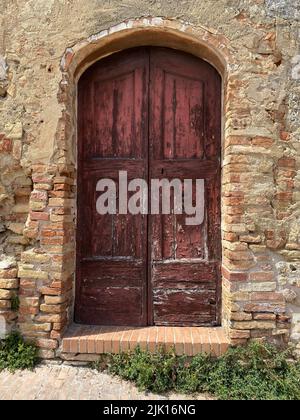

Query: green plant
left=11, top=295, right=20, bottom=312
left=92, top=342, right=300, bottom=400
left=202, top=342, right=300, bottom=400
left=106, top=347, right=178, bottom=393
left=0, top=332, right=39, bottom=372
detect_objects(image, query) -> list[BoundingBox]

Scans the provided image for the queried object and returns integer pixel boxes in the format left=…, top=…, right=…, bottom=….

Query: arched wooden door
left=75, top=47, right=222, bottom=327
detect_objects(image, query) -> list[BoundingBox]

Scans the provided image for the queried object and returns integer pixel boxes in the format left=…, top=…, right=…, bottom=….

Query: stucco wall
left=0, top=0, right=300, bottom=357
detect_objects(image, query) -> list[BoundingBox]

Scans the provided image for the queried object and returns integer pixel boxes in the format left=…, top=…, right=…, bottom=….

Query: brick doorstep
left=61, top=324, right=229, bottom=359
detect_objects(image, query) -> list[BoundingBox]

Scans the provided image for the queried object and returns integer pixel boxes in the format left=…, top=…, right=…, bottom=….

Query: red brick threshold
left=61, top=324, right=230, bottom=360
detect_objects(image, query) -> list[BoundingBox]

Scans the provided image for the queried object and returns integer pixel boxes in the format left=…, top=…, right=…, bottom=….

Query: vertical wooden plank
left=93, top=79, right=114, bottom=158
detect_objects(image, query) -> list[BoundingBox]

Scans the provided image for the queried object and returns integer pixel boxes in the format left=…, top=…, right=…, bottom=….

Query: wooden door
left=75, top=47, right=221, bottom=327
left=75, top=49, right=149, bottom=326
left=149, top=48, right=221, bottom=326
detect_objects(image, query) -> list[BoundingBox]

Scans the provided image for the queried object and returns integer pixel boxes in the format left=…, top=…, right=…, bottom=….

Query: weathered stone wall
left=0, top=0, right=300, bottom=357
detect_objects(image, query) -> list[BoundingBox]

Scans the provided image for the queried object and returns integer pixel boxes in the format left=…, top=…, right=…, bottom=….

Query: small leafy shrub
left=92, top=342, right=300, bottom=400
left=0, top=332, right=39, bottom=372
left=107, top=347, right=178, bottom=394
left=197, top=343, right=300, bottom=400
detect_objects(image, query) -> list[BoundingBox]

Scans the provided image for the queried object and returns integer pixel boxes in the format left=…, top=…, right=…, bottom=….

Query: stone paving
left=0, top=363, right=209, bottom=400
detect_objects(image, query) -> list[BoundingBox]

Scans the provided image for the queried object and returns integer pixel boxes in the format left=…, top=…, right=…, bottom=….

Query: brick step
left=61, top=324, right=230, bottom=360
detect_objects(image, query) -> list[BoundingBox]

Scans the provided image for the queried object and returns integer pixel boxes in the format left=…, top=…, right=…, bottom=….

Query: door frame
left=54, top=17, right=237, bottom=336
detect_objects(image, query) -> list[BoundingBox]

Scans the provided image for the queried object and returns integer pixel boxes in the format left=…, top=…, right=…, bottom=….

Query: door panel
left=149, top=48, right=221, bottom=326
left=75, top=48, right=149, bottom=326
left=163, top=72, right=204, bottom=159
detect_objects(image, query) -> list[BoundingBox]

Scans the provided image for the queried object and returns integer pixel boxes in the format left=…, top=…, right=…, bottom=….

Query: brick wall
left=0, top=1, right=300, bottom=357
left=18, top=165, right=75, bottom=358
